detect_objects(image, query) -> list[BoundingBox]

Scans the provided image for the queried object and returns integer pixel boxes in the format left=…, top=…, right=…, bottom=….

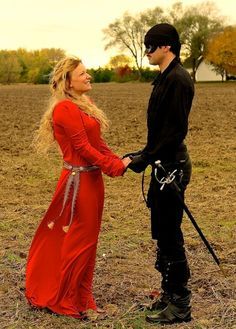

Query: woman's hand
left=122, top=156, right=132, bottom=168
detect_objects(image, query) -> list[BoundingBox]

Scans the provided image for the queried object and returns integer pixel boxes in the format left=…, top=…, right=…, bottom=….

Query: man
left=127, top=23, right=194, bottom=324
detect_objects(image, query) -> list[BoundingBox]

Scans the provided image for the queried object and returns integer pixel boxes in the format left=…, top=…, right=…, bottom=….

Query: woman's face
left=69, top=63, right=92, bottom=95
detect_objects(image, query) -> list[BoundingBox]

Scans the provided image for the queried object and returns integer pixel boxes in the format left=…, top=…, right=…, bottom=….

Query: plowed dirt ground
left=0, top=82, right=235, bottom=328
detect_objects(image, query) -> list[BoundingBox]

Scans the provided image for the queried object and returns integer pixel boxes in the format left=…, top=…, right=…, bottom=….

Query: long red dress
left=25, top=99, right=125, bottom=318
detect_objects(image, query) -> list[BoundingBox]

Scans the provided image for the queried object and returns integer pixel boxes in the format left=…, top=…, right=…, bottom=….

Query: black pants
left=147, top=151, right=192, bottom=295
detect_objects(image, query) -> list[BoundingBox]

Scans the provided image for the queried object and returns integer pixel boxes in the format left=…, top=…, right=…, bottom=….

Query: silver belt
left=47, top=162, right=99, bottom=233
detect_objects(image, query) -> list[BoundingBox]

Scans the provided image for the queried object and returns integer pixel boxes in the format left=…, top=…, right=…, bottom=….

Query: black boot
left=146, top=257, right=192, bottom=324
left=147, top=291, right=170, bottom=312
left=146, top=293, right=191, bottom=324
left=144, top=250, right=170, bottom=312
left=162, top=258, right=191, bottom=295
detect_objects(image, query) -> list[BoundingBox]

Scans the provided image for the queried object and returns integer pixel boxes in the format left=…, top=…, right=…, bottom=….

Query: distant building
left=195, top=61, right=225, bottom=82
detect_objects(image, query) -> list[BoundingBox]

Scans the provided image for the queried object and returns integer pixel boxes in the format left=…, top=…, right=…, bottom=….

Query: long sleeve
left=53, top=101, right=125, bottom=177
left=99, top=136, right=121, bottom=160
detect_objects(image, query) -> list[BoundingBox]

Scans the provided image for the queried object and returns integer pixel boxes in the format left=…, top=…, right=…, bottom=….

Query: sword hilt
left=154, top=160, right=177, bottom=191
left=155, top=160, right=164, bottom=170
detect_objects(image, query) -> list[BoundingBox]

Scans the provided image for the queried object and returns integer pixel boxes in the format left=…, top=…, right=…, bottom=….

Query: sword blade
left=172, top=181, right=220, bottom=266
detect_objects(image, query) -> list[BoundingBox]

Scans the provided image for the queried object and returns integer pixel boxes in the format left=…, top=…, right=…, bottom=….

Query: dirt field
left=0, top=82, right=235, bottom=329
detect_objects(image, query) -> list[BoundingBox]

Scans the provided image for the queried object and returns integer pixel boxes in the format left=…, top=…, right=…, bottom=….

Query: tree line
left=0, top=1, right=235, bottom=84
left=0, top=48, right=65, bottom=84
left=0, top=48, right=158, bottom=84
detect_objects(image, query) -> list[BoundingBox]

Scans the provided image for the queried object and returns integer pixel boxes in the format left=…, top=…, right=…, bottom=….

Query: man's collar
left=152, top=57, right=180, bottom=85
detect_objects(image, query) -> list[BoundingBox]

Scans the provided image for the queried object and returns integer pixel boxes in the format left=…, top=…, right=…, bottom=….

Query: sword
left=154, top=160, right=225, bottom=276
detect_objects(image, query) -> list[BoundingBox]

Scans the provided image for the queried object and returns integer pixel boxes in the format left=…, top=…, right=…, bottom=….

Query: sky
left=0, top=0, right=235, bottom=68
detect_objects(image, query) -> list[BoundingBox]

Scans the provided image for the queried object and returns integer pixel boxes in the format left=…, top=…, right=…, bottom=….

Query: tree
left=15, top=48, right=30, bottom=82
left=205, top=25, right=236, bottom=78
left=0, top=50, right=22, bottom=83
left=39, top=48, right=65, bottom=64
left=0, top=48, right=66, bottom=84
left=107, top=54, right=133, bottom=69
left=89, top=67, right=113, bottom=83
left=175, top=2, right=224, bottom=82
left=17, top=48, right=65, bottom=83
left=103, top=7, right=167, bottom=77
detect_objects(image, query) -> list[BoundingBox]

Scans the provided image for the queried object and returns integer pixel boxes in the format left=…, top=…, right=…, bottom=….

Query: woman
left=25, top=56, right=131, bottom=319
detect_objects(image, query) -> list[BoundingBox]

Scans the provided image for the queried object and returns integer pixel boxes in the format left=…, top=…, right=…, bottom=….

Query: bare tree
left=103, top=7, right=167, bottom=77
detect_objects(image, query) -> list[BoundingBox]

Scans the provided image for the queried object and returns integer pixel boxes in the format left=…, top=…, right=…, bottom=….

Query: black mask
left=145, top=44, right=160, bottom=54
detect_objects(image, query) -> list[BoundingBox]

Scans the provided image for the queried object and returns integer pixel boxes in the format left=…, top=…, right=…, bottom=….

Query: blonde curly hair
left=33, top=56, right=109, bottom=154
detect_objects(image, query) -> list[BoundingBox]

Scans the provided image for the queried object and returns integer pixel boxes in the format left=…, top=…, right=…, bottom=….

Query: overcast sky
left=0, top=0, right=235, bottom=68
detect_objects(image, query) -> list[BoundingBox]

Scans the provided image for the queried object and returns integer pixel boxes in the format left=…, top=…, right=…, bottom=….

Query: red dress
left=25, top=99, right=125, bottom=318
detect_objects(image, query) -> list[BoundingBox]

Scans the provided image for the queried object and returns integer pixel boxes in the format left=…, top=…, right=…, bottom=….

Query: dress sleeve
left=99, top=136, right=121, bottom=160
left=53, top=101, right=125, bottom=177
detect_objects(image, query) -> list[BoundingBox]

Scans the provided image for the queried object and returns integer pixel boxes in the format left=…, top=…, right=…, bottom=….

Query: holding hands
left=122, top=150, right=148, bottom=173
left=121, top=150, right=141, bottom=169
left=122, top=156, right=132, bottom=168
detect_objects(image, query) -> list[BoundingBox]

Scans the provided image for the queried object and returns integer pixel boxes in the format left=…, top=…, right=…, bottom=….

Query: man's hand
left=128, top=154, right=148, bottom=173
left=122, top=150, right=142, bottom=159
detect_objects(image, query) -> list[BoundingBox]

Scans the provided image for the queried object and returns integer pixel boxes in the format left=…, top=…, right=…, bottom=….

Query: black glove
left=122, top=150, right=143, bottom=159
left=128, top=154, right=149, bottom=173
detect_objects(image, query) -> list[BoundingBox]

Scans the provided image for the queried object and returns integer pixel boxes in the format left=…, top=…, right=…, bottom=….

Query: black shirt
left=129, top=58, right=194, bottom=172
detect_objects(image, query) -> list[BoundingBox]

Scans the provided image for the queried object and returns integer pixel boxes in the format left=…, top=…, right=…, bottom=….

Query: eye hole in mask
left=145, top=44, right=160, bottom=54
